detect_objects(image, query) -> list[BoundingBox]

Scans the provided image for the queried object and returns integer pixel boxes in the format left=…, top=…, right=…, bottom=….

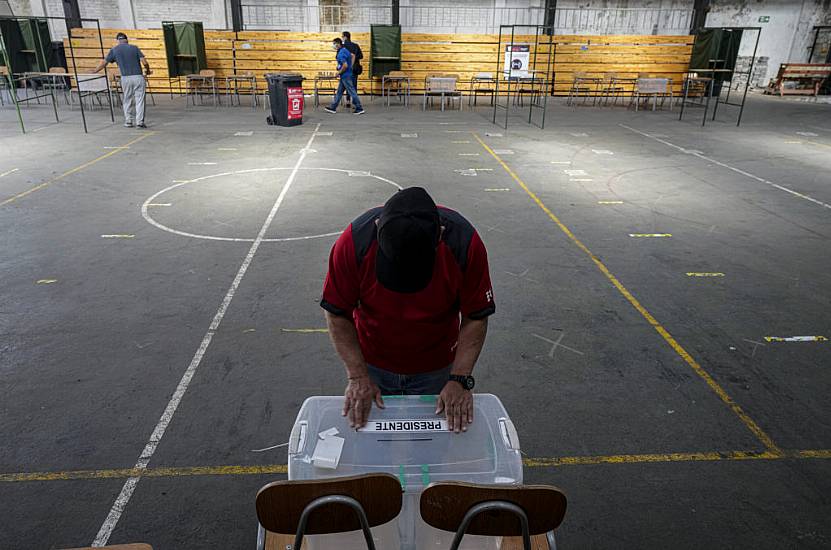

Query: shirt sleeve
left=136, top=47, right=145, bottom=58
left=320, top=225, right=361, bottom=318
left=459, top=231, right=495, bottom=320
left=355, top=45, right=364, bottom=61
left=105, top=49, right=115, bottom=63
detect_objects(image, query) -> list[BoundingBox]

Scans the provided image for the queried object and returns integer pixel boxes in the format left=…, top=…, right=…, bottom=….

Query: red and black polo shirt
left=321, top=206, right=495, bottom=374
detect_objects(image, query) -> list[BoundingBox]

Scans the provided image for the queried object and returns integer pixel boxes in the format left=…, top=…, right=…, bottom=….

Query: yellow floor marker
left=36, top=279, right=57, bottom=284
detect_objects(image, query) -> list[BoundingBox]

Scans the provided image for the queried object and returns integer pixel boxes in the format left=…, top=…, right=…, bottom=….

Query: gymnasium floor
left=1, top=92, right=830, bottom=549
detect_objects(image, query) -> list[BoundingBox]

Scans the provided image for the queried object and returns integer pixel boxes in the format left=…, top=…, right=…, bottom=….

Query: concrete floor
left=1, top=91, right=830, bottom=549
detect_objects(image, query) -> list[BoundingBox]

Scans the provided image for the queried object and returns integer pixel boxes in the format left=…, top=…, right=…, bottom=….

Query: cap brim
left=375, top=244, right=435, bottom=293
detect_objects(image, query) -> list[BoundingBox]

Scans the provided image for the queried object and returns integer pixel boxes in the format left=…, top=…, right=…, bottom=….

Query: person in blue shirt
left=325, top=37, right=364, bottom=115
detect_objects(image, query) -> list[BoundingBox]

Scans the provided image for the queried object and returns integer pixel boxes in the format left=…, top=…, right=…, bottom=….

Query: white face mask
left=332, top=43, right=338, bottom=51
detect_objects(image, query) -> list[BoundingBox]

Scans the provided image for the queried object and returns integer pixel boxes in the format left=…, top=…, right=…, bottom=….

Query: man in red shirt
left=321, top=187, right=495, bottom=433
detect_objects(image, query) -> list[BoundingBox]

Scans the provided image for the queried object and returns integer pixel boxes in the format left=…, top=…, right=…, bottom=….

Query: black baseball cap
left=116, top=32, right=128, bottom=40
left=376, top=187, right=440, bottom=293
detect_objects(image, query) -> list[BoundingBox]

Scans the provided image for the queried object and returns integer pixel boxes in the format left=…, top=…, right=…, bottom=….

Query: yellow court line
left=801, top=139, right=831, bottom=150
left=0, top=132, right=155, bottom=207
left=473, top=133, right=782, bottom=455
left=3, top=450, right=829, bottom=483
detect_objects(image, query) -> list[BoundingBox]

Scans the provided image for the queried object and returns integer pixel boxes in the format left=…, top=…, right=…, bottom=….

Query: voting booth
left=288, top=394, right=523, bottom=550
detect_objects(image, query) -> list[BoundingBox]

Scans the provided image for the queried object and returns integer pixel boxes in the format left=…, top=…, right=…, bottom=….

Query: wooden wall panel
left=64, top=28, right=693, bottom=96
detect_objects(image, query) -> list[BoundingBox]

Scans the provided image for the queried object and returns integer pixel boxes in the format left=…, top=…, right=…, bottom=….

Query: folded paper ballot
left=312, top=432, right=344, bottom=469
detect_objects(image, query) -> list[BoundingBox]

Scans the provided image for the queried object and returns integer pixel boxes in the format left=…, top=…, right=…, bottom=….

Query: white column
left=116, top=0, right=136, bottom=29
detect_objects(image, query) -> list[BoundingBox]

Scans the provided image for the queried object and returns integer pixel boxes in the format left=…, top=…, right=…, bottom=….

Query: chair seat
left=265, top=530, right=305, bottom=550
left=500, top=534, right=551, bottom=549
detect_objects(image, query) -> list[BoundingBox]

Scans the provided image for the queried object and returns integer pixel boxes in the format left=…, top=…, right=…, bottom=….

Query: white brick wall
left=133, top=0, right=217, bottom=28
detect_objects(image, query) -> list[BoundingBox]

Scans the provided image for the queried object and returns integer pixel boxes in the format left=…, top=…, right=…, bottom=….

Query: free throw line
left=620, top=124, right=831, bottom=211
left=91, top=123, right=322, bottom=546
left=1, top=133, right=155, bottom=207
left=473, top=133, right=782, bottom=455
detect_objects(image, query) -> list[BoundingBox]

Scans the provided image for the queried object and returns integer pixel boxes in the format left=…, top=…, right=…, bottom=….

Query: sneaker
left=353, top=109, right=365, bottom=115
left=324, top=107, right=337, bottom=114
left=136, top=122, right=147, bottom=129
left=124, top=122, right=134, bottom=128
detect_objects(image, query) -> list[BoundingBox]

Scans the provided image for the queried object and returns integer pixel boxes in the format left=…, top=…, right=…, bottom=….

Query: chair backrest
left=388, top=70, right=407, bottom=77
left=637, top=77, right=668, bottom=93
left=243, top=71, right=255, bottom=78
left=49, top=67, right=67, bottom=74
left=420, top=482, right=567, bottom=537
left=199, top=69, right=215, bottom=77
left=475, top=72, right=494, bottom=80
left=256, top=473, right=402, bottom=536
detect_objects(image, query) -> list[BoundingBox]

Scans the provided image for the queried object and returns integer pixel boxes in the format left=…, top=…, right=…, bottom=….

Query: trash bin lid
left=288, top=394, right=523, bottom=493
left=265, top=72, right=304, bottom=82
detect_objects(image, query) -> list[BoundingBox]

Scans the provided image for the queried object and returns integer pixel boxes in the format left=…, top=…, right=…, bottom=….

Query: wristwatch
left=449, top=374, right=475, bottom=390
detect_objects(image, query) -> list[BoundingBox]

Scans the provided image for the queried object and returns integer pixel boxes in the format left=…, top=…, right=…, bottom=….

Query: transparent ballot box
left=288, top=394, right=523, bottom=549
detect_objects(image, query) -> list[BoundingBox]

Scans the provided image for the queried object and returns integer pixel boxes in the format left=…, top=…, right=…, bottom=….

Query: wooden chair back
left=256, top=473, right=402, bottom=535
left=199, top=69, right=215, bottom=77
left=388, top=70, right=407, bottom=78
left=420, top=482, right=567, bottom=537
left=49, top=67, right=67, bottom=73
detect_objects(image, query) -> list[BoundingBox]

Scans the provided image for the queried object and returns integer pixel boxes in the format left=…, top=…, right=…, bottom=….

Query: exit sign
left=758, top=16, right=770, bottom=23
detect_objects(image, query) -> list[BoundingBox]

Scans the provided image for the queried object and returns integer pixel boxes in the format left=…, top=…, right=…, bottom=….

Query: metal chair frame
left=255, top=495, right=377, bottom=550
left=448, top=500, right=557, bottom=550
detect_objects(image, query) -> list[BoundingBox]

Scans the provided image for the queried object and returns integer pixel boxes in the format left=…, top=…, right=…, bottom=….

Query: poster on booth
left=287, top=86, right=304, bottom=120
left=503, top=44, right=531, bottom=79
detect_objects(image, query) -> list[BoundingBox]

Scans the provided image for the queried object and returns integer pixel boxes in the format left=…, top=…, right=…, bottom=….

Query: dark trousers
left=366, top=364, right=452, bottom=396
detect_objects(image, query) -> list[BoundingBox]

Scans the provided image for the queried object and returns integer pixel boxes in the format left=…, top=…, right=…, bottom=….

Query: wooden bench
left=766, top=63, right=831, bottom=96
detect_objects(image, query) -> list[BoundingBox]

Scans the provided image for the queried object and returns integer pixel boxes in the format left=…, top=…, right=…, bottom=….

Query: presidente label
left=359, top=418, right=448, bottom=433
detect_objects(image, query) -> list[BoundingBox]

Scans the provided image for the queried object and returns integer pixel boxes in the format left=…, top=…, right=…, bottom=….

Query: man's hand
left=145, top=68, right=152, bottom=76
left=436, top=381, right=473, bottom=433
left=342, top=376, right=384, bottom=428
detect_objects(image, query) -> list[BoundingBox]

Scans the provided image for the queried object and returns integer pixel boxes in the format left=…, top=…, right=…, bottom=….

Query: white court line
left=620, top=124, right=831, bottom=211
left=0, top=168, right=19, bottom=178
left=91, top=122, right=323, bottom=547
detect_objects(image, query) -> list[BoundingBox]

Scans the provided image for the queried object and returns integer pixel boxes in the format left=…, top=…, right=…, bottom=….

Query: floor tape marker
left=0, top=168, right=19, bottom=178
left=91, top=123, right=323, bottom=547
left=473, top=132, right=782, bottom=455
left=280, top=328, right=329, bottom=333
left=597, top=200, right=624, bottom=204
left=101, top=234, right=135, bottom=239
left=630, top=233, right=672, bottom=238
left=36, top=279, right=57, bottom=284
left=687, top=272, right=724, bottom=277
left=764, top=336, right=827, bottom=343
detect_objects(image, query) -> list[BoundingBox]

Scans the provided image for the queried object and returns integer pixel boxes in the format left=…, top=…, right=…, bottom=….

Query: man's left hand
left=436, top=381, right=473, bottom=433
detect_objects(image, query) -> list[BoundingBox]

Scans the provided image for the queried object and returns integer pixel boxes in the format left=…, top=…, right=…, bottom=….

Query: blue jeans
left=330, top=73, right=362, bottom=111
left=367, top=364, right=452, bottom=395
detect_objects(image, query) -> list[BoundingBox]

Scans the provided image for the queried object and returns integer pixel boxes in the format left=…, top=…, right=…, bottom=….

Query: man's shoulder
left=349, top=207, right=382, bottom=265
left=438, top=207, right=478, bottom=270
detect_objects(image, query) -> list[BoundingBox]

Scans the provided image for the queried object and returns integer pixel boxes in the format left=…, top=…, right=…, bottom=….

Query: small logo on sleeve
left=485, top=288, right=493, bottom=302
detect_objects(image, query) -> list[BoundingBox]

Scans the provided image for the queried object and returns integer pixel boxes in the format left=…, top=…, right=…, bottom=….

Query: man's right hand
left=342, top=376, right=384, bottom=428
